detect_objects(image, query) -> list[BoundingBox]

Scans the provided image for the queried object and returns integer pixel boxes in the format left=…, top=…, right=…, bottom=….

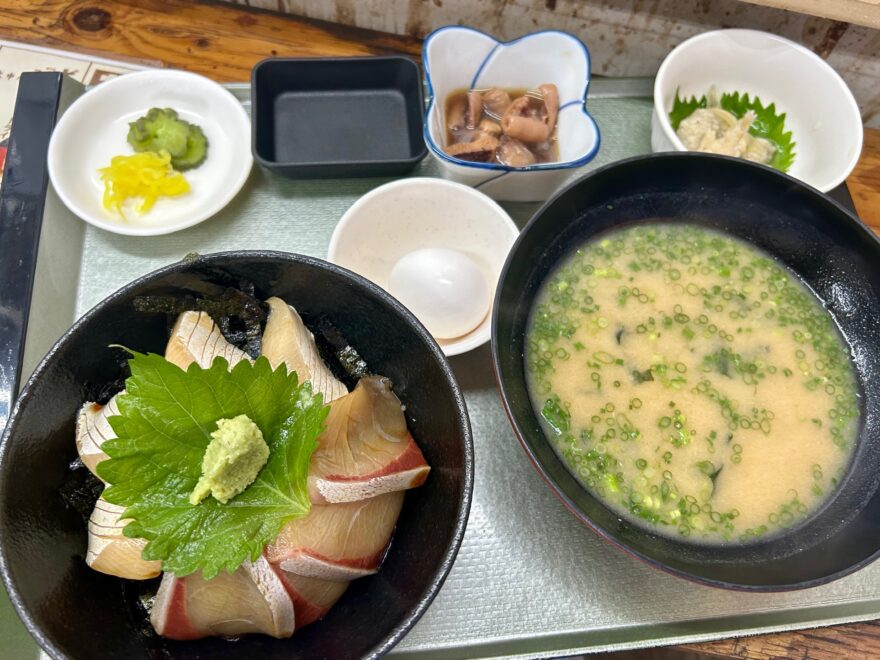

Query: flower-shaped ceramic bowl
left=423, top=27, right=600, bottom=202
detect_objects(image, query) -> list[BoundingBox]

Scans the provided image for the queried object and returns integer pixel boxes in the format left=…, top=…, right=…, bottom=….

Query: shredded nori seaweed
left=59, top=459, right=105, bottom=524
left=83, top=347, right=132, bottom=404
left=122, top=578, right=179, bottom=651
left=215, top=288, right=267, bottom=357
left=121, top=576, right=163, bottom=641
left=133, top=286, right=268, bottom=358
left=314, top=317, right=371, bottom=389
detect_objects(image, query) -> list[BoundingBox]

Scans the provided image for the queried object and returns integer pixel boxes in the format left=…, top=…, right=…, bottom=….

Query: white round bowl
left=328, top=178, right=519, bottom=356
left=651, top=29, right=863, bottom=193
left=48, top=70, right=252, bottom=236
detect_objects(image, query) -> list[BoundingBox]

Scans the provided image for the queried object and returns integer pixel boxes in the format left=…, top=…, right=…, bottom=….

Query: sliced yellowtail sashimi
left=309, top=376, right=429, bottom=503
left=164, top=311, right=252, bottom=371
left=261, top=297, right=348, bottom=403
left=86, top=495, right=161, bottom=580
left=274, top=569, right=349, bottom=629
left=75, top=393, right=121, bottom=478
left=151, top=556, right=295, bottom=640
left=265, top=490, right=404, bottom=581
left=77, top=310, right=248, bottom=478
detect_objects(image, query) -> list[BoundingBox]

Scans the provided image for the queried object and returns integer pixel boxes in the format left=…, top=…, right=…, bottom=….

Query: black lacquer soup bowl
left=493, top=153, right=880, bottom=590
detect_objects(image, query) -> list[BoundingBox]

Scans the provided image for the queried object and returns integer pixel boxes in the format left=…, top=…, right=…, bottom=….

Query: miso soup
left=525, top=224, right=860, bottom=543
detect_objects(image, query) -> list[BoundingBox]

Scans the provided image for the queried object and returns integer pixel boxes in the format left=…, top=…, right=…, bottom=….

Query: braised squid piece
left=444, top=84, right=559, bottom=166
left=444, top=132, right=499, bottom=162
left=497, top=136, right=535, bottom=167
left=466, top=90, right=482, bottom=129
left=481, top=88, right=512, bottom=118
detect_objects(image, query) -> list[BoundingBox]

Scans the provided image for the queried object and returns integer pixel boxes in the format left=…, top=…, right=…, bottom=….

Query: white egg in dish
left=388, top=248, right=490, bottom=340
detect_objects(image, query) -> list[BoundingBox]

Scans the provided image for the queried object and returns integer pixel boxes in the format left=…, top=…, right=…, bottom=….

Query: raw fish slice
left=274, top=568, right=349, bottom=629
left=75, top=393, right=121, bottom=478
left=261, top=297, right=348, bottom=402
left=86, top=495, right=161, bottom=580
left=83, top=310, right=251, bottom=581
left=308, top=376, right=429, bottom=503
left=265, top=491, right=404, bottom=581
left=79, top=399, right=161, bottom=580
left=164, top=310, right=251, bottom=371
left=151, top=556, right=295, bottom=640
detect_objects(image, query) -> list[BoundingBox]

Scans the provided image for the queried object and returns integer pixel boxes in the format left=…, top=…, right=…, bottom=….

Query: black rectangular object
left=0, top=73, right=63, bottom=431
left=252, top=56, right=427, bottom=178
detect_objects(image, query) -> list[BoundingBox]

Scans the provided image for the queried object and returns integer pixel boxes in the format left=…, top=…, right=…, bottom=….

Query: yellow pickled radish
left=99, top=150, right=190, bottom=215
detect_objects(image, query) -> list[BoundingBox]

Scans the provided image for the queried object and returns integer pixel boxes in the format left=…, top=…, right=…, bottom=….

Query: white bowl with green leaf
left=651, top=29, right=863, bottom=193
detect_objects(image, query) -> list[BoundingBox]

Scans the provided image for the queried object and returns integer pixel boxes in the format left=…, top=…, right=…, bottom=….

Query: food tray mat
left=15, top=82, right=880, bottom=660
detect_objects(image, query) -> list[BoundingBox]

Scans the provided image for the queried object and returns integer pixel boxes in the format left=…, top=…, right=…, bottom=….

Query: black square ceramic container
left=252, top=56, right=427, bottom=178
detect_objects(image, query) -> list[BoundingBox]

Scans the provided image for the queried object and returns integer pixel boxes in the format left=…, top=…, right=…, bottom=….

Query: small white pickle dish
left=423, top=26, right=600, bottom=202
left=48, top=69, right=253, bottom=236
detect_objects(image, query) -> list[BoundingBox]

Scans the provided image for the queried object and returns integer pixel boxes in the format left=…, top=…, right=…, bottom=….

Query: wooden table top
left=2, top=1, right=879, bottom=658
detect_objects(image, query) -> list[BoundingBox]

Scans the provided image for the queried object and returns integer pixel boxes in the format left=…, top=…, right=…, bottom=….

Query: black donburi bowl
left=493, top=153, right=880, bottom=590
left=0, top=251, right=473, bottom=658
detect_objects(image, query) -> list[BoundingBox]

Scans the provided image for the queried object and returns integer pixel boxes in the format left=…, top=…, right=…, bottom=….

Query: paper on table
left=0, top=40, right=151, bottom=185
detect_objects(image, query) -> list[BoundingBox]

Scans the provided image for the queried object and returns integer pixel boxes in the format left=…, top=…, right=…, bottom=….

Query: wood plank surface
left=0, top=1, right=879, bottom=659
left=0, top=0, right=421, bottom=81
left=848, top=127, right=880, bottom=233
left=741, top=0, right=880, bottom=30
left=681, top=618, right=880, bottom=658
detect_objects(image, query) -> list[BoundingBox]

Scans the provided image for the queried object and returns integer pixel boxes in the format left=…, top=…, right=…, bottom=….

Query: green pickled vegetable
left=127, top=107, right=209, bottom=171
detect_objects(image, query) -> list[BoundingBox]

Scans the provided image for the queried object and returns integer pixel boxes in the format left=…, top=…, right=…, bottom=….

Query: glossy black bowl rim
left=0, top=250, right=474, bottom=659
left=490, top=151, right=880, bottom=592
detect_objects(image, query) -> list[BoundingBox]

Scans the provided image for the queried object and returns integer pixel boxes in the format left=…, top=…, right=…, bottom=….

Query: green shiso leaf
left=96, top=352, right=328, bottom=579
left=668, top=88, right=797, bottom=173
left=719, top=91, right=796, bottom=172
left=668, top=89, right=707, bottom=131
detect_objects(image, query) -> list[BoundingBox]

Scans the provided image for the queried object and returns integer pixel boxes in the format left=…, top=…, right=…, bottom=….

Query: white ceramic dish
left=327, top=178, right=519, bottom=356
left=423, top=27, right=600, bottom=203
left=651, top=29, right=863, bottom=193
left=48, top=70, right=252, bottom=236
